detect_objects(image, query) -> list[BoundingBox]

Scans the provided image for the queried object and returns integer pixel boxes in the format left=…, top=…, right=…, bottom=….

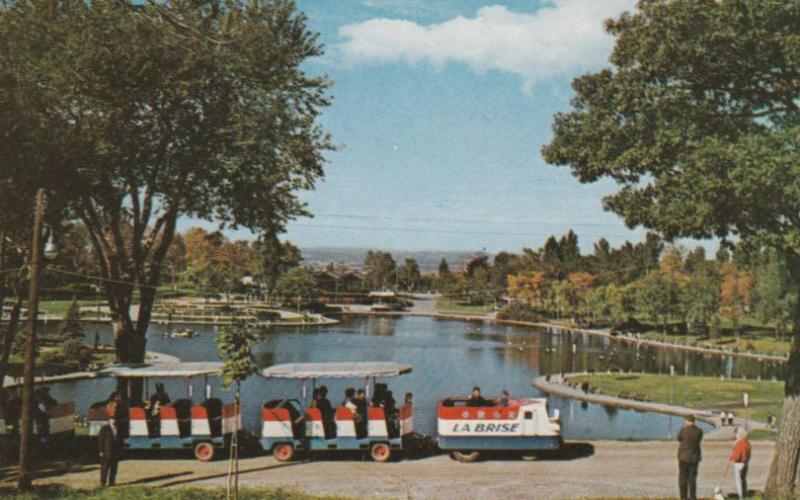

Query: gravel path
left=17, top=440, right=774, bottom=499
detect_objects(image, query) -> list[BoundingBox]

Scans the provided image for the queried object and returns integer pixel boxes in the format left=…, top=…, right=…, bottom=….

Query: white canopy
left=97, top=362, right=224, bottom=378
left=260, top=362, right=412, bottom=379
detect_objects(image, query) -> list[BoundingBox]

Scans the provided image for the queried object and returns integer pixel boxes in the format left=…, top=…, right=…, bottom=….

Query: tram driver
left=466, top=386, right=492, bottom=407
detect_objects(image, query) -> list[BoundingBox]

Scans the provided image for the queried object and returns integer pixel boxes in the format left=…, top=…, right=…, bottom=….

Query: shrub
left=496, top=304, right=543, bottom=323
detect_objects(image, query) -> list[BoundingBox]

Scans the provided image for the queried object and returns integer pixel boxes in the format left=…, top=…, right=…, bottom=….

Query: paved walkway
left=533, top=374, right=767, bottom=440
left=9, top=440, right=774, bottom=499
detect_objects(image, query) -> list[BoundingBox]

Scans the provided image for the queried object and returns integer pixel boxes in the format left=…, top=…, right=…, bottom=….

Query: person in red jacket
left=729, top=427, right=752, bottom=499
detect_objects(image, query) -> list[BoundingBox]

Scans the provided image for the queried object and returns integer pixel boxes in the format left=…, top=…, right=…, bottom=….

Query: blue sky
left=197, top=0, right=676, bottom=253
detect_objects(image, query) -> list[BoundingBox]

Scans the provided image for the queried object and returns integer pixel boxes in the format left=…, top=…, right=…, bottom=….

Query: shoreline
left=342, top=308, right=788, bottom=363
left=533, top=373, right=768, bottom=440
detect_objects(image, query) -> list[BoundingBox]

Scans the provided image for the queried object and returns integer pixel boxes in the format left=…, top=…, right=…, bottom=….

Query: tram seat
left=159, top=406, right=179, bottom=436
left=203, top=398, right=223, bottom=437
left=129, top=407, right=148, bottom=437
left=335, top=406, right=356, bottom=438
left=367, top=407, right=388, bottom=437
left=305, top=408, right=324, bottom=439
left=174, top=399, right=192, bottom=437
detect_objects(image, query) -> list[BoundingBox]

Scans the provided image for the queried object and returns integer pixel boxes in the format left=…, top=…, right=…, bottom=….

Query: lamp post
left=17, top=189, right=56, bottom=490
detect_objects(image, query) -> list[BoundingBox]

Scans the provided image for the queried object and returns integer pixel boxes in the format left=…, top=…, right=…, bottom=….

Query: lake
left=43, top=314, right=774, bottom=439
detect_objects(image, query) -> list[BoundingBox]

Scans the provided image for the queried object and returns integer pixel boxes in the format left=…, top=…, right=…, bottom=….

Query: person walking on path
left=728, top=427, right=752, bottom=499
left=677, top=414, right=703, bottom=500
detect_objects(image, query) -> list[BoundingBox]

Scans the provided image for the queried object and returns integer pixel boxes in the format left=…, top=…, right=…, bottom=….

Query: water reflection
left=39, top=316, right=776, bottom=440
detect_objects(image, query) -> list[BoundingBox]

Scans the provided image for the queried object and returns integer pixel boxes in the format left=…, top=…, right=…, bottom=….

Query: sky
left=191, top=0, right=683, bottom=254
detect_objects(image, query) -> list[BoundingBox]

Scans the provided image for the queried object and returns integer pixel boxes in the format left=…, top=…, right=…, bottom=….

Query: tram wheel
left=370, top=442, right=392, bottom=462
left=273, top=443, right=295, bottom=462
left=194, top=441, right=215, bottom=462
left=450, top=450, right=480, bottom=463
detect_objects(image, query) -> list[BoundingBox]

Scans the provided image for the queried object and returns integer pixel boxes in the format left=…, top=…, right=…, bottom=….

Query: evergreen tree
left=58, top=299, right=84, bottom=341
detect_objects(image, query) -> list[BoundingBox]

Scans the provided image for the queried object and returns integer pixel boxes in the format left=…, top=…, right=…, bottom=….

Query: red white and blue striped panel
left=129, top=407, right=148, bottom=437
left=367, top=407, right=387, bottom=437
left=305, top=408, right=324, bottom=438
left=191, top=406, right=211, bottom=436
left=261, top=408, right=293, bottom=438
left=159, top=406, right=179, bottom=436
left=398, top=403, right=414, bottom=436
left=222, top=403, right=240, bottom=435
left=438, top=406, right=520, bottom=420
left=335, top=407, right=356, bottom=437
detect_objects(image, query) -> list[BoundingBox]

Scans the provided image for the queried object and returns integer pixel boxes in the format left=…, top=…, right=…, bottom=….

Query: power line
left=289, top=223, right=638, bottom=239
left=312, top=213, right=626, bottom=228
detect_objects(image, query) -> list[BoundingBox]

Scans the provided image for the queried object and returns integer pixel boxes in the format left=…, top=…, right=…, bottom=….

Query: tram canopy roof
left=97, top=362, right=224, bottom=378
left=260, top=362, right=412, bottom=379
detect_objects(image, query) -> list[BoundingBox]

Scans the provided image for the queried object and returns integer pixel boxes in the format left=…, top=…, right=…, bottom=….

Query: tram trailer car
left=88, top=362, right=240, bottom=461
left=258, top=362, right=415, bottom=462
left=437, top=397, right=562, bottom=462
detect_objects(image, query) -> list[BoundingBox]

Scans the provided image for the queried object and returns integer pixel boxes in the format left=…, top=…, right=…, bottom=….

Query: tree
left=542, top=2, right=800, bottom=491
left=719, top=262, right=753, bottom=339
left=58, top=300, right=84, bottom=342
left=255, top=233, right=302, bottom=298
left=364, top=251, right=396, bottom=290
left=507, top=272, right=547, bottom=310
left=276, top=266, right=318, bottom=312
left=437, top=258, right=450, bottom=278
left=1, top=1, right=332, bottom=381
left=216, top=319, right=258, bottom=498
left=753, top=249, right=796, bottom=340
left=685, top=263, right=721, bottom=337
left=397, top=258, right=421, bottom=291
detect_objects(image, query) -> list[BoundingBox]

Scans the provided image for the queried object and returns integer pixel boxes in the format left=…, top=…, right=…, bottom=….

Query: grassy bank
left=0, top=485, right=349, bottom=500
left=639, top=331, right=790, bottom=356
left=570, top=373, right=783, bottom=425
left=435, top=299, right=492, bottom=315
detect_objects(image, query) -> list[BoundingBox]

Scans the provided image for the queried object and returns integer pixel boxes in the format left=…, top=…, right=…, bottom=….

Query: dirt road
left=16, top=440, right=773, bottom=499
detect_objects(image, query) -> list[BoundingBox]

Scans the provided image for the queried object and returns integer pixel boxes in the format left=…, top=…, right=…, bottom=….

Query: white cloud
left=336, top=1, right=635, bottom=91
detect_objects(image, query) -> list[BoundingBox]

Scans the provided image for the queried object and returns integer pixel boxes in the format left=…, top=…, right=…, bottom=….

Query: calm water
left=41, top=314, right=778, bottom=440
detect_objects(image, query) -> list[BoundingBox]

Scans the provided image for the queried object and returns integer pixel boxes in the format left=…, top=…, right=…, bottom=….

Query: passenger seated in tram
left=3, top=387, right=22, bottom=434
left=33, top=387, right=58, bottom=438
left=371, top=384, right=399, bottom=437
left=466, top=386, right=493, bottom=407
left=145, top=383, right=171, bottom=437
left=342, top=388, right=356, bottom=411
left=316, top=386, right=335, bottom=439
left=499, top=389, right=511, bottom=407
left=354, top=389, right=368, bottom=439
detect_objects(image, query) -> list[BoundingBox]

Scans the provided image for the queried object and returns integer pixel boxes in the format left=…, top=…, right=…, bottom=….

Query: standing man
left=677, top=414, right=703, bottom=500
left=98, top=424, right=118, bottom=488
left=729, top=428, right=752, bottom=499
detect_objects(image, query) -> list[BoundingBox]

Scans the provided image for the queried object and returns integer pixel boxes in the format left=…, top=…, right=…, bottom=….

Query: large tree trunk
left=766, top=258, right=800, bottom=496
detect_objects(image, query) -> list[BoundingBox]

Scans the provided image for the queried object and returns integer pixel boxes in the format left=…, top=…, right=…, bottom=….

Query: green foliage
left=0, top=484, right=347, bottom=500
left=1, top=0, right=332, bottom=363
left=364, top=251, right=396, bottom=289
left=276, top=266, right=318, bottom=303
left=397, top=258, right=421, bottom=291
left=216, top=320, right=259, bottom=389
left=58, top=299, right=84, bottom=341
left=60, top=339, right=92, bottom=369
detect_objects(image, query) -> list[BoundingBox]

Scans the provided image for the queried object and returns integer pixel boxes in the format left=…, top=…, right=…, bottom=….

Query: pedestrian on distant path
left=729, top=428, right=752, bottom=499
left=98, top=424, right=119, bottom=487
left=677, top=414, right=703, bottom=500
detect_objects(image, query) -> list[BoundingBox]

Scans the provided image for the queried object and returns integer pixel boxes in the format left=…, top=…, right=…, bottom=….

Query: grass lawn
left=435, top=299, right=493, bottom=315
left=639, top=330, right=790, bottom=356
left=0, top=485, right=348, bottom=500
left=570, top=373, right=784, bottom=425
left=38, top=299, right=98, bottom=316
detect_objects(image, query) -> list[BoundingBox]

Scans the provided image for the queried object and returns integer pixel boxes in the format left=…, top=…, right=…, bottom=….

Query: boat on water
left=170, top=328, right=200, bottom=339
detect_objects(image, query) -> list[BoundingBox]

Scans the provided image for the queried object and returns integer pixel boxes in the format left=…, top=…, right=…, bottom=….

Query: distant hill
left=300, top=246, right=486, bottom=273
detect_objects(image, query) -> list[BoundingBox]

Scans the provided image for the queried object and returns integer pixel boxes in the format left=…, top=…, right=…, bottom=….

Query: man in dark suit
left=677, top=414, right=703, bottom=500
left=98, top=424, right=119, bottom=487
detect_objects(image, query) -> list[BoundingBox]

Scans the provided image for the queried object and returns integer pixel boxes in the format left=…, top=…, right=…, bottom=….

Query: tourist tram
left=258, top=362, right=415, bottom=462
left=87, top=362, right=240, bottom=461
left=0, top=401, right=76, bottom=440
left=2, top=360, right=563, bottom=463
left=437, top=397, right=562, bottom=462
